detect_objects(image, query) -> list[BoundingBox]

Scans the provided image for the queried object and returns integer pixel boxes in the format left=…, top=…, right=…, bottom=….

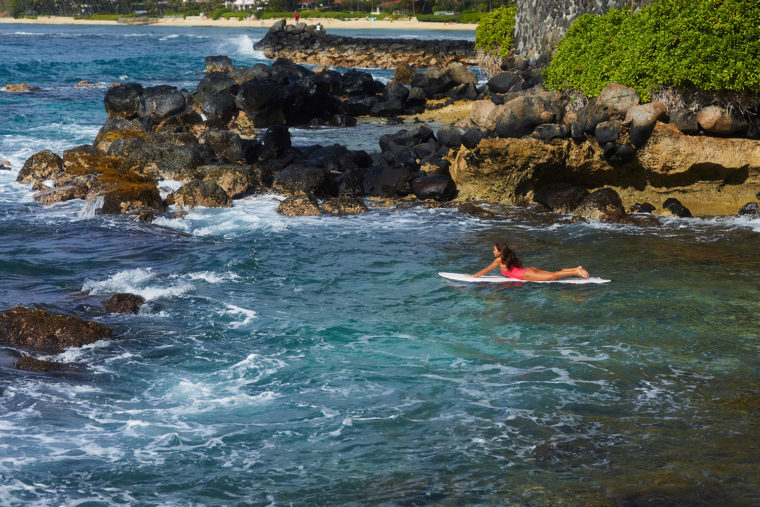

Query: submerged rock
left=534, top=183, right=589, bottom=213
left=662, top=197, right=692, bottom=218
left=104, top=293, right=145, bottom=314
left=33, top=185, right=87, bottom=205
left=276, top=195, right=321, bottom=216
left=456, top=202, right=495, bottom=217
left=15, top=356, right=65, bottom=373
left=411, top=174, right=456, bottom=201
left=191, top=164, right=260, bottom=199
left=5, top=82, right=40, bottom=92
left=574, top=188, right=627, bottom=222
left=0, top=307, right=112, bottom=354
left=738, top=202, right=758, bottom=215
left=100, top=183, right=165, bottom=215
left=630, top=202, right=656, bottom=214
left=169, top=180, right=232, bottom=208
left=322, top=197, right=370, bottom=214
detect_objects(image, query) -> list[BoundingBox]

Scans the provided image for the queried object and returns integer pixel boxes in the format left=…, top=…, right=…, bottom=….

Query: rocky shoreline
left=452, top=79, right=760, bottom=217
left=253, top=20, right=477, bottom=70
left=14, top=51, right=760, bottom=223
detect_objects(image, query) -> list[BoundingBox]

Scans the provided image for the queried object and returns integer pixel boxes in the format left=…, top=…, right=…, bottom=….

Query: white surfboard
left=439, top=272, right=611, bottom=284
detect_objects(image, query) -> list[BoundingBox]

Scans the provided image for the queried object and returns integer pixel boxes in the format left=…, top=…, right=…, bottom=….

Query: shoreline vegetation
left=0, top=15, right=477, bottom=30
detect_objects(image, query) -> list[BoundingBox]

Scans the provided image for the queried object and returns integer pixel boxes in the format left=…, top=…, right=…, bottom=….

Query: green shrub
left=220, top=11, right=248, bottom=20
left=459, top=10, right=484, bottom=24
left=416, top=14, right=461, bottom=22
left=78, top=13, right=130, bottom=20
left=256, top=11, right=289, bottom=20
left=543, top=0, right=760, bottom=100
left=474, top=6, right=516, bottom=58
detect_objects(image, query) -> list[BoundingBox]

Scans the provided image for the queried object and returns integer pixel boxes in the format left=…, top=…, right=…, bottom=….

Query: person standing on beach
left=294, top=11, right=300, bottom=23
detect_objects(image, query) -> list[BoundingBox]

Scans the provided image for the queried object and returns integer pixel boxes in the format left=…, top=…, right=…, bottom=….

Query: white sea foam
left=186, top=271, right=240, bottom=283
left=29, top=123, right=100, bottom=138
left=228, top=353, right=285, bottom=381
left=216, top=34, right=264, bottom=60
left=155, top=194, right=291, bottom=236
left=0, top=175, right=35, bottom=204
left=79, top=195, right=104, bottom=218
left=166, top=379, right=277, bottom=415
left=158, top=179, right=184, bottom=199
left=82, top=268, right=195, bottom=301
left=220, top=303, right=257, bottom=328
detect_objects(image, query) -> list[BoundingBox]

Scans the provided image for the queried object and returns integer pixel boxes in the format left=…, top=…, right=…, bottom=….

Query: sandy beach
left=0, top=15, right=476, bottom=31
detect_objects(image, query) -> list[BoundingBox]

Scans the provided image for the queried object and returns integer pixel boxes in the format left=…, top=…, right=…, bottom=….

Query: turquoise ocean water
left=0, top=23, right=759, bottom=505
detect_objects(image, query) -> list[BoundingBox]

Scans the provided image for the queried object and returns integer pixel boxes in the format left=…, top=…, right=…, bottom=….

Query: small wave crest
left=214, top=35, right=264, bottom=60
left=82, top=268, right=194, bottom=301
left=219, top=303, right=257, bottom=328
left=81, top=269, right=240, bottom=301
left=154, top=194, right=290, bottom=236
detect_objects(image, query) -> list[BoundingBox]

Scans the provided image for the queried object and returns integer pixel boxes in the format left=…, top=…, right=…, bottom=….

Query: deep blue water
left=1, top=23, right=759, bottom=506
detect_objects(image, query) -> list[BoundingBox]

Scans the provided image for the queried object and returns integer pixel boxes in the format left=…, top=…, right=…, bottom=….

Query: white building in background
left=226, top=0, right=259, bottom=9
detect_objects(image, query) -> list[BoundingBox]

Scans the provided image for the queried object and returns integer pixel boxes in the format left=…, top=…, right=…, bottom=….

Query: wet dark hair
left=495, top=243, right=523, bottom=270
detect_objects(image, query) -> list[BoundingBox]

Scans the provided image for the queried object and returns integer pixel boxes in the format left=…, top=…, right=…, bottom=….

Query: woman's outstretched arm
left=471, top=258, right=500, bottom=277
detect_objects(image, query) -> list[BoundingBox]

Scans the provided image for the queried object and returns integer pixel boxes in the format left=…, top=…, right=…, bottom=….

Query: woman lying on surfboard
left=472, top=243, right=590, bottom=281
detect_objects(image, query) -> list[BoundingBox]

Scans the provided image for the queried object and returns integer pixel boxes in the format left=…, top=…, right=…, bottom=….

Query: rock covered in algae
left=0, top=307, right=112, bottom=354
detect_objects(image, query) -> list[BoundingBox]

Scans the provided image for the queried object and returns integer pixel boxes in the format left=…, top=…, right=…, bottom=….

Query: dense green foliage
left=543, top=0, right=760, bottom=100
left=2, top=0, right=220, bottom=17
left=416, top=10, right=483, bottom=23
left=474, top=6, right=516, bottom=58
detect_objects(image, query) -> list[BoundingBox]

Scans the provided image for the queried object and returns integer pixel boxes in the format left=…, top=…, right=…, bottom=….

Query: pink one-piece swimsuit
left=501, top=266, right=528, bottom=280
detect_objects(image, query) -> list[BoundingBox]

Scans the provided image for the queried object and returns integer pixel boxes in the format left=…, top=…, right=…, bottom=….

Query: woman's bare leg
left=522, top=266, right=589, bottom=281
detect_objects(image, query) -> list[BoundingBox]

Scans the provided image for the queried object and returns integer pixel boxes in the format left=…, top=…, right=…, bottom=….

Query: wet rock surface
left=104, top=293, right=146, bottom=314
left=0, top=307, right=112, bottom=354
left=170, top=180, right=232, bottom=208
left=574, top=188, right=627, bottom=222
left=276, top=195, right=321, bottom=216
left=322, top=197, right=370, bottom=215
left=15, top=356, right=66, bottom=373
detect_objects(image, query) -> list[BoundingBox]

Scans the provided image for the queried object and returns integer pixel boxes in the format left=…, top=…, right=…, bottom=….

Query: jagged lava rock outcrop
left=449, top=122, right=760, bottom=216
left=254, top=19, right=476, bottom=69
